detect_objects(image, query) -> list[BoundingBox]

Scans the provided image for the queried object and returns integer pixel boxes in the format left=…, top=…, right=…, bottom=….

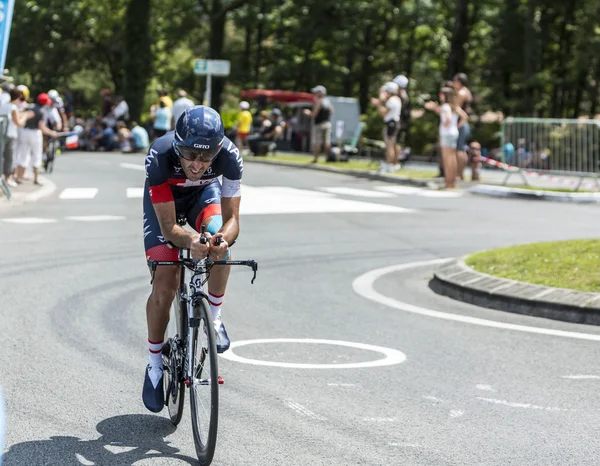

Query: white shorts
left=16, top=128, right=43, bottom=169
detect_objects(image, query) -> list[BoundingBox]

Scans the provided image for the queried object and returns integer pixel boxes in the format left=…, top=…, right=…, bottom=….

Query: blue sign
left=0, top=0, right=15, bottom=72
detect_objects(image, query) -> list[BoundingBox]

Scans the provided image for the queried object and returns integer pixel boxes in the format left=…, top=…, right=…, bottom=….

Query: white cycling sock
left=208, top=292, right=224, bottom=326
left=147, top=339, right=163, bottom=388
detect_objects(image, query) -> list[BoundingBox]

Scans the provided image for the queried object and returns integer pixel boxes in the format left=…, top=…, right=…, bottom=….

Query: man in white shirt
left=171, top=89, right=194, bottom=126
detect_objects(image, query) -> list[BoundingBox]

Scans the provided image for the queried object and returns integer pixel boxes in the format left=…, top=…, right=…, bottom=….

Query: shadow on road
left=3, top=414, right=198, bottom=465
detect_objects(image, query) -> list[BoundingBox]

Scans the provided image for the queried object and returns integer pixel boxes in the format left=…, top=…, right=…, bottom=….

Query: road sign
left=193, top=59, right=231, bottom=77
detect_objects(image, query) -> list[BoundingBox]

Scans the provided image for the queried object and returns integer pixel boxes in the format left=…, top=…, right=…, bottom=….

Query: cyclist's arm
left=153, top=202, right=198, bottom=249
left=219, top=195, right=240, bottom=245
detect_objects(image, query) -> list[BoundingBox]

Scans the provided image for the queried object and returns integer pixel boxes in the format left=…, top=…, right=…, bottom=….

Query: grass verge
left=465, top=239, right=600, bottom=292
left=244, top=153, right=438, bottom=179
left=508, top=185, right=599, bottom=193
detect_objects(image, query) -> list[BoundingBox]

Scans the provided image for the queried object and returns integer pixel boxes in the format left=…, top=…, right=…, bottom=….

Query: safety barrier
left=500, top=117, right=600, bottom=189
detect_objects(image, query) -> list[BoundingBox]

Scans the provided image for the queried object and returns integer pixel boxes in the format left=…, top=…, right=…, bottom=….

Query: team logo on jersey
left=174, top=165, right=182, bottom=173
left=204, top=197, right=218, bottom=204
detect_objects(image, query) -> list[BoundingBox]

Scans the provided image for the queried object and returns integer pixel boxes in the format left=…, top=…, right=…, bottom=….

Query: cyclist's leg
left=187, top=181, right=232, bottom=352
left=142, top=182, right=179, bottom=411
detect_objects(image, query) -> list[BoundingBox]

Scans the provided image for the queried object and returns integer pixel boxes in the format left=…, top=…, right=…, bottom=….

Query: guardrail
left=500, top=117, right=600, bottom=189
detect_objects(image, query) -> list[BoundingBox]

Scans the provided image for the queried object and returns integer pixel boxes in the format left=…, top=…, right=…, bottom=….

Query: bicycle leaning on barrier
left=149, top=221, right=258, bottom=465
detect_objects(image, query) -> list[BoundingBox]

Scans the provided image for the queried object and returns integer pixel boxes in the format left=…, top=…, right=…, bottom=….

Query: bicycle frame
left=148, top=249, right=258, bottom=384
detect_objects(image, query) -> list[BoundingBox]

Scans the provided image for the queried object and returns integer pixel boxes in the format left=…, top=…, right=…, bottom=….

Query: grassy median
left=244, top=153, right=438, bottom=179
left=466, top=239, right=600, bottom=292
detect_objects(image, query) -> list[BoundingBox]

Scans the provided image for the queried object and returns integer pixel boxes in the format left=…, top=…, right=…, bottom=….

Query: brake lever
left=250, top=261, right=258, bottom=284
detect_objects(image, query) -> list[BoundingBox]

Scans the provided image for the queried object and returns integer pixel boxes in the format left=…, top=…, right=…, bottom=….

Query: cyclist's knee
left=150, top=266, right=179, bottom=307
left=199, top=214, right=223, bottom=236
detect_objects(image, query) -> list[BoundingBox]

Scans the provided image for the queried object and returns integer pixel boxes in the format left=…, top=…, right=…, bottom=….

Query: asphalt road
left=2, top=152, right=600, bottom=465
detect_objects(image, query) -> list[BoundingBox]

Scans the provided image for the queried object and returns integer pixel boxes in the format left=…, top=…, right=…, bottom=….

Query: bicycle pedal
left=218, top=376, right=224, bottom=385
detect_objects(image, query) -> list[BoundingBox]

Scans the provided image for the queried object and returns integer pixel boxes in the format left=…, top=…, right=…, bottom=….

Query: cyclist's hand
left=52, top=131, right=61, bottom=138
left=190, top=234, right=211, bottom=259
left=209, top=233, right=228, bottom=260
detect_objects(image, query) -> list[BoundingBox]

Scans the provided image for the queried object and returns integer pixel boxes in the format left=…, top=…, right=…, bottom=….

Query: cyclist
left=142, top=105, right=242, bottom=413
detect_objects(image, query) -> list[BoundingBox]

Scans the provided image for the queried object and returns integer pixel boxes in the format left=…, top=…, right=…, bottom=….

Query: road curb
left=468, top=184, right=600, bottom=203
left=430, top=257, right=600, bottom=325
left=243, top=157, right=438, bottom=188
left=0, top=176, right=57, bottom=208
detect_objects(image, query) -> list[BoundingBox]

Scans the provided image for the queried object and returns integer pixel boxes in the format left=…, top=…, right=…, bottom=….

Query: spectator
left=235, top=101, right=253, bottom=155
left=0, top=88, right=34, bottom=187
left=305, top=85, right=333, bottom=163
left=157, top=88, right=173, bottom=109
left=248, top=108, right=285, bottom=155
left=433, top=86, right=468, bottom=189
left=129, top=121, right=149, bottom=153
left=116, top=120, right=132, bottom=152
left=393, top=74, right=412, bottom=162
left=452, top=73, right=473, bottom=179
left=14, top=93, right=60, bottom=185
left=112, top=96, right=130, bottom=123
left=151, top=100, right=172, bottom=139
left=172, top=89, right=194, bottom=126
left=92, top=122, right=119, bottom=151
left=468, top=140, right=482, bottom=181
left=371, top=81, right=402, bottom=173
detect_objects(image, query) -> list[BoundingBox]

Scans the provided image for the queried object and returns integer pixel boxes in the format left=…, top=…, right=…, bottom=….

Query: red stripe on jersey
left=168, top=178, right=186, bottom=185
left=149, top=182, right=173, bottom=204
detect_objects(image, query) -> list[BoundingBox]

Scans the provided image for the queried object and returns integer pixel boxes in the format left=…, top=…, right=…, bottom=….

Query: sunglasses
left=177, top=146, right=218, bottom=162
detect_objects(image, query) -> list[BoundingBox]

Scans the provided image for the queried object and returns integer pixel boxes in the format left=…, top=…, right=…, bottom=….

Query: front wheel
left=163, top=297, right=186, bottom=425
left=189, top=296, right=219, bottom=465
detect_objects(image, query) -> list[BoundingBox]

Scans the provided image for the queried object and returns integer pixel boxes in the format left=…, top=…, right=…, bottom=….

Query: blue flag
left=0, top=0, right=15, bottom=72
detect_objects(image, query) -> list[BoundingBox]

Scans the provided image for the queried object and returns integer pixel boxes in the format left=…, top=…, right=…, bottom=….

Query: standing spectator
left=151, top=101, right=172, bottom=139
left=452, top=73, right=473, bottom=179
left=157, top=88, right=173, bottom=109
left=371, top=81, right=402, bottom=173
left=172, top=89, right=194, bottom=126
left=235, top=101, right=253, bottom=155
left=468, top=140, right=482, bottom=181
left=14, top=93, right=60, bottom=185
left=393, top=74, right=412, bottom=162
left=0, top=88, right=34, bottom=187
left=305, top=85, right=333, bottom=163
left=100, top=89, right=113, bottom=117
left=432, top=87, right=468, bottom=189
left=112, top=96, right=130, bottom=123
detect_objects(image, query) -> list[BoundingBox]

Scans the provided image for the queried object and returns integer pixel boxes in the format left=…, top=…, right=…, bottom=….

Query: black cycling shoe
left=142, top=365, right=164, bottom=413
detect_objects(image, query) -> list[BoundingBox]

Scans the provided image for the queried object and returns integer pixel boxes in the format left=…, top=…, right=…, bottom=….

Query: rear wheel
left=163, top=296, right=186, bottom=425
left=189, top=296, right=219, bottom=465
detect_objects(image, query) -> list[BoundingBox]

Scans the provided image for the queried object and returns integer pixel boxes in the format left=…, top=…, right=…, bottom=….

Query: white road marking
left=561, top=375, right=600, bottom=380
left=327, top=383, right=356, bottom=387
left=418, top=190, right=464, bottom=198
left=449, top=410, right=464, bottom=418
left=126, top=187, right=144, bottom=198
left=375, top=186, right=422, bottom=195
left=240, top=185, right=413, bottom=215
left=65, top=215, right=126, bottom=222
left=476, top=397, right=569, bottom=411
left=120, top=162, right=145, bottom=171
left=283, top=400, right=327, bottom=421
left=219, top=338, right=407, bottom=369
left=389, top=442, right=422, bottom=448
left=476, top=384, right=495, bottom=391
left=1, top=217, right=57, bottom=224
left=364, top=417, right=397, bottom=422
left=321, top=187, right=396, bottom=198
left=59, top=188, right=98, bottom=199
left=352, top=258, right=600, bottom=341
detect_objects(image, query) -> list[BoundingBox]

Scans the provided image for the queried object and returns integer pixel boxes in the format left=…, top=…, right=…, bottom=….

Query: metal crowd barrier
left=499, top=117, right=600, bottom=190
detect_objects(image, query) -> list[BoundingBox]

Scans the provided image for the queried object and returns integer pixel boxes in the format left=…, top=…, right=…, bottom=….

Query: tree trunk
left=243, top=20, right=252, bottom=79
left=209, top=0, right=226, bottom=110
left=358, top=26, right=373, bottom=113
left=522, top=0, right=536, bottom=115
left=446, top=0, right=470, bottom=78
left=123, top=0, right=152, bottom=122
left=254, top=0, right=265, bottom=88
left=342, top=46, right=356, bottom=96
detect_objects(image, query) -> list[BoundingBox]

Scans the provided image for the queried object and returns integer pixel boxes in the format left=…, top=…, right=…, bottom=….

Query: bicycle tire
left=163, top=296, right=186, bottom=425
left=189, top=296, right=219, bottom=465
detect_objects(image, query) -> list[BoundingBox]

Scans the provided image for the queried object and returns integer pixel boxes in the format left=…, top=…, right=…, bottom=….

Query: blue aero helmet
left=173, top=105, right=225, bottom=162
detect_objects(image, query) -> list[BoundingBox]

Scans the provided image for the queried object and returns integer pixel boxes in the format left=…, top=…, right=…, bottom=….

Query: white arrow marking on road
left=126, top=187, right=144, bottom=198
left=120, top=162, right=145, bottom=171
left=352, top=259, right=600, bottom=342
left=449, top=410, right=465, bottom=418
left=59, top=188, right=98, bottom=199
left=476, top=397, right=569, bottom=411
left=321, top=187, right=396, bottom=198
left=1, top=217, right=57, bottom=224
left=476, top=384, right=495, bottom=391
